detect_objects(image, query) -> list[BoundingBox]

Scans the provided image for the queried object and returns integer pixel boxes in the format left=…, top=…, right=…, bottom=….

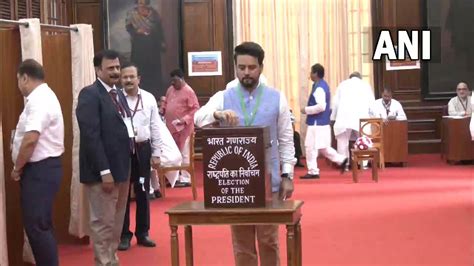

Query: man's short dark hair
left=234, top=42, right=265, bottom=65
left=121, top=62, right=140, bottom=76
left=383, top=87, right=392, bottom=94
left=93, top=49, right=120, bottom=68
left=135, top=0, right=151, bottom=4
left=170, top=69, right=184, bottom=78
left=17, top=59, right=45, bottom=80
left=349, top=71, right=362, bottom=79
left=311, top=63, right=324, bottom=79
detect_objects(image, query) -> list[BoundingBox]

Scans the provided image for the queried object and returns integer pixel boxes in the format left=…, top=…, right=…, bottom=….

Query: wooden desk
left=383, top=120, right=408, bottom=165
left=166, top=200, right=304, bottom=266
left=441, top=117, right=474, bottom=162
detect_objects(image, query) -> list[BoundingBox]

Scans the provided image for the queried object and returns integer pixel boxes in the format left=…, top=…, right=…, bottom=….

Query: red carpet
left=59, top=154, right=473, bottom=265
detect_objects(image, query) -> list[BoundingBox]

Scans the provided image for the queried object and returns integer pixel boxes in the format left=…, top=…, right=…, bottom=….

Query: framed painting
left=103, top=0, right=183, bottom=98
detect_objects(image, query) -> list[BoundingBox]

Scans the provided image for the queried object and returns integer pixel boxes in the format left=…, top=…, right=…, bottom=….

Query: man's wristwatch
left=281, top=173, right=293, bottom=180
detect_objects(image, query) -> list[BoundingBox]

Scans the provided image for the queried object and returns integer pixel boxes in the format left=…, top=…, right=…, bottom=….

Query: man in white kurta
left=331, top=72, right=375, bottom=164
left=470, top=96, right=474, bottom=140
left=370, top=88, right=407, bottom=120
left=448, top=82, right=472, bottom=117
left=300, top=64, right=348, bottom=179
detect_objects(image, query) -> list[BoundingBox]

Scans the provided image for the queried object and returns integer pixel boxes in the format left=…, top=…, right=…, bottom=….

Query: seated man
left=370, top=87, right=407, bottom=120
left=448, top=82, right=472, bottom=117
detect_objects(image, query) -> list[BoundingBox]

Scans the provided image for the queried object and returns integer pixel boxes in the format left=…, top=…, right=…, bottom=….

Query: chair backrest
left=442, top=105, right=449, bottom=116
left=359, top=118, right=384, bottom=148
left=189, top=132, right=196, bottom=162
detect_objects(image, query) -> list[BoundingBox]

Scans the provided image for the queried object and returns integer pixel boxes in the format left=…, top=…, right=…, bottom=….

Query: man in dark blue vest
left=301, top=63, right=348, bottom=179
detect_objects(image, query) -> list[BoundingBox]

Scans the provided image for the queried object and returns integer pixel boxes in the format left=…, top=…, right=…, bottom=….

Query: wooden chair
left=157, top=133, right=197, bottom=200
left=351, top=118, right=384, bottom=182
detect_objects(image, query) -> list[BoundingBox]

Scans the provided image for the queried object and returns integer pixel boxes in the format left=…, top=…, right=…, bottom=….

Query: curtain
left=18, top=18, right=43, bottom=264
left=234, top=0, right=373, bottom=138
left=69, top=24, right=95, bottom=238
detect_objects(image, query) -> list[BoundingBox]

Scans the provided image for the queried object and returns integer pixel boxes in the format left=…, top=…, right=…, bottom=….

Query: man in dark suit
left=76, top=50, right=133, bottom=266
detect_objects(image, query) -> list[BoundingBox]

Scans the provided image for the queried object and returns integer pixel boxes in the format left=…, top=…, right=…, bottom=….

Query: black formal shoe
left=300, top=174, right=320, bottom=179
left=118, top=238, right=131, bottom=251
left=137, top=236, right=156, bottom=247
left=148, top=192, right=156, bottom=200
left=174, top=181, right=191, bottom=188
left=154, top=190, right=162, bottom=199
left=340, top=158, right=349, bottom=174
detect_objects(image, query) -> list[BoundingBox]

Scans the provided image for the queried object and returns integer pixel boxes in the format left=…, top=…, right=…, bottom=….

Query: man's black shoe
left=340, top=158, right=349, bottom=174
left=154, top=190, right=162, bottom=199
left=118, top=238, right=131, bottom=251
left=174, top=181, right=191, bottom=188
left=137, top=236, right=156, bottom=247
left=300, top=174, right=320, bottom=179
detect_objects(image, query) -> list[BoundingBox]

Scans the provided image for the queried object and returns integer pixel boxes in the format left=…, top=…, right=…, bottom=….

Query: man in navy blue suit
left=76, top=50, right=133, bottom=266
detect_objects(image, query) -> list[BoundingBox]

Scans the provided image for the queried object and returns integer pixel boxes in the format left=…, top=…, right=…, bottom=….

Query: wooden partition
left=0, top=27, right=24, bottom=266
left=0, top=26, right=75, bottom=265
left=41, top=30, right=75, bottom=244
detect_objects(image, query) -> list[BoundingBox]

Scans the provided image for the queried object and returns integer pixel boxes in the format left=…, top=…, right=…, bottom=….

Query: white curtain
left=18, top=18, right=43, bottom=264
left=69, top=24, right=95, bottom=238
left=0, top=121, right=8, bottom=265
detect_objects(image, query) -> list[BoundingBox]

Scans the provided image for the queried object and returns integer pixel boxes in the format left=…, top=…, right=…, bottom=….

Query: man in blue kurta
left=195, top=42, right=296, bottom=266
left=301, top=64, right=348, bottom=179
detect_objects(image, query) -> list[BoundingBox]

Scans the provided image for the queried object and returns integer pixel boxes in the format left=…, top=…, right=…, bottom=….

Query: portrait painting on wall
left=104, top=0, right=182, bottom=98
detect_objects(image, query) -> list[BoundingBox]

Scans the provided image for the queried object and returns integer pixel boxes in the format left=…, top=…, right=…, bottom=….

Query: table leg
left=295, top=221, right=302, bottom=266
left=286, top=225, right=296, bottom=266
left=185, top=225, right=194, bottom=266
left=171, top=225, right=179, bottom=266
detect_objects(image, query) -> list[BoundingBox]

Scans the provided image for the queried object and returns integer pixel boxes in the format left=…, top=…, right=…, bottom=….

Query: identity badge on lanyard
left=123, top=117, right=136, bottom=138
left=237, top=84, right=263, bottom=126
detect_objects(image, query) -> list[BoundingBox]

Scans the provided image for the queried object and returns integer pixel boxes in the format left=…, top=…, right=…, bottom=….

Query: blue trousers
left=20, top=156, right=62, bottom=266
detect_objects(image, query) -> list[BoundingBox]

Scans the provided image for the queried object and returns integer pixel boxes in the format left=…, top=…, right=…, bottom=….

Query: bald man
left=448, top=82, right=472, bottom=117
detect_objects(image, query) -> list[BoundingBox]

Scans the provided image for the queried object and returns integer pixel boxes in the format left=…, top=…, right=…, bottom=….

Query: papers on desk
left=442, top=116, right=466, bottom=119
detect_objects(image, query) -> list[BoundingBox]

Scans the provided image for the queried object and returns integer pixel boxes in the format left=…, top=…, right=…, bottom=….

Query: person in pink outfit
left=164, top=69, right=199, bottom=186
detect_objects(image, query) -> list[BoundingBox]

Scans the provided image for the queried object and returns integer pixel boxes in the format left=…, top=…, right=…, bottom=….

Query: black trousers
left=122, top=141, right=152, bottom=240
left=294, top=131, right=303, bottom=161
left=21, top=156, right=62, bottom=266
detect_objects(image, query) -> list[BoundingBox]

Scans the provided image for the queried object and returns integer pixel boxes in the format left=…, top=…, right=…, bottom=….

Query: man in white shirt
left=331, top=72, right=375, bottom=168
left=11, top=59, right=64, bottom=266
left=195, top=42, right=295, bottom=266
left=370, top=87, right=407, bottom=120
left=448, top=82, right=472, bottom=117
left=118, top=63, right=159, bottom=250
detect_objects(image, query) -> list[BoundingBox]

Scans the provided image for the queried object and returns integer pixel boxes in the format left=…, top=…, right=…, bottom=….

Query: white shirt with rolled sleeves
left=12, top=83, right=64, bottom=163
left=370, top=98, right=407, bottom=120
left=194, top=85, right=296, bottom=178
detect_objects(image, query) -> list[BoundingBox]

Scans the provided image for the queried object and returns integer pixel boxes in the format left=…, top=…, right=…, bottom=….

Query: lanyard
left=130, top=94, right=143, bottom=118
left=458, top=96, right=468, bottom=112
left=237, top=84, right=263, bottom=126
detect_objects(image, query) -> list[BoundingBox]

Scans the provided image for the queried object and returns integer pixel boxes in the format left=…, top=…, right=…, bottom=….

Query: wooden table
left=383, top=120, right=408, bottom=165
left=441, top=117, right=474, bottom=162
left=166, top=200, right=304, bottom=266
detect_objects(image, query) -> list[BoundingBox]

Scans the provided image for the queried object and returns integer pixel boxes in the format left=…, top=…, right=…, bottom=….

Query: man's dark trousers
left=21, top=156, right=62, bottom=266
left=122, top=141, right=152, bottom=240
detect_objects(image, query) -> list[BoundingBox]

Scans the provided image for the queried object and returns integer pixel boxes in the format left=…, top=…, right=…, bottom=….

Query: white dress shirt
left=370, top=98, right=407, bottom=120
left=194, top=85, right=296, bottom=176
left=331, top=77, right=375, bottom=136
left=124, top=89, right=162, bottom=157
left=12, top=83, right=64, bottom=163
left=448, top=96, right=472, bottom=117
